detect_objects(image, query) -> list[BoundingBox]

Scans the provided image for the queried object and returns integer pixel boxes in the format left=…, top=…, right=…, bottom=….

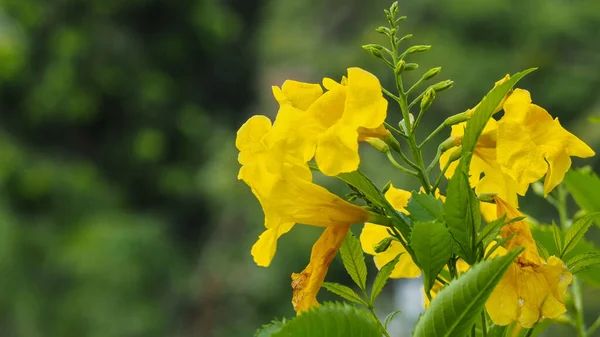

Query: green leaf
left=530, top=223, right=600, bottom=286
left=406, top=191, right=444, bottom=222
left=332, top=168, right=413, bottom=246
left=566, top=252, right=600, bottom=274
left=411, top=221, right=452, bottom=293
left=322, top=282, right=367, bottom=306
left=340, top=232, right=368, bottom=290
left=485, top=233, right=516, bottom=260
left=412, top=247, right=523, bottom=337
left=487, top=324, right=507, bottom=337
left=478, top=215, right=506, bottom=248
left=255, top=319, right=286, bottom=337
left=535, top=240, right=550, bottom=260
left=383, top=310, right=402, bottom=329
left=444, top=170, right=480, bottom=264
left=561, top=213, right=600, bottom=257
left=461, top=68, right=536, bottom=161
left=550, top=222, right=563, bottom=254
left=272, top=302, right=383, bottom=337
left=370, top=253, right=402, bottom=304
left=564, top=169, right=600, bottom=222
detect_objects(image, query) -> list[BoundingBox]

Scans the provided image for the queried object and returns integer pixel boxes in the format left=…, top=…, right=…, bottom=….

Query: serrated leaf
left=370, top=254, right=402, bottom=304
left=478, top=215, right=506, bottom=248
left=384, top=310, right=402, bottom=329
left=406, top=191, right=444, bottom=222
left=530, top=223, right=600, bottom=287
left=487, top=324, right=507, bottom=337
left=322, top=282, right=366, bottom=306
left=566, top=252, right=600, bottom=274
left=445, top=170, right=480, bottom=263
left=564, top=169, right=600, bottom=224
left=484, top=234, right=516, bottom=260
left=412, top=247, right=523, bottom=337
left=272, top=302, right=382, bottom=337
left=411, top=221, right=452, bottom=293
left=561, top=213, right=600, bottom=257
left=255, top=319, right=286, bottom=337
left=461, top=68, right=536, bottom=160
left=535, top=240, right=550, bottom=260
left=340, top=232, right=368, bottom=290
left=550, top=222, right=563, bottom=254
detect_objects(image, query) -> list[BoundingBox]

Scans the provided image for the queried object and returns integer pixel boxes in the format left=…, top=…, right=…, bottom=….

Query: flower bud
left=375, top=26, right=391, bottom=35
left=403, top=63, right=418, bottom=71
left=420, top=88, right=436, bottom=112
left=399, top=113, right=415, bottom=134
left=362, top=44, right=384, bottom=59
left=432, top=80, right=454, bottom=92
left=422, top=67, right=441, bottom=80
left=478, top=193, right=497, bottom=203
left=365, top=138, right=390, bottom=153
left=394, top=60, right=405, bottom=75
left=374, top=236, right=396, bottom=253
left=390, top=2, right=399, bottom=17
left=405, top=45, right=431, bottom=54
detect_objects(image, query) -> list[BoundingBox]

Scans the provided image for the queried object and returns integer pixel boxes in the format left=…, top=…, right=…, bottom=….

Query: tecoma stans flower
left=271, top=67, right=389, bottom=176
left=485, top=196, right=572, bottom=328
left=291, top=224, right=351, bottom=313
left=497, top=89, right=595, bottom=195
left=439, top=119, right=528, bottom=221
left=236, top=115, right=368, bottom=268
left=360, top=185, right=421, bottom=278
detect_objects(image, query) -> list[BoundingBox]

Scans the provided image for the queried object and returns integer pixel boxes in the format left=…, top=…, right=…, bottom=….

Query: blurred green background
left=0, top=0, right=598, bottom=336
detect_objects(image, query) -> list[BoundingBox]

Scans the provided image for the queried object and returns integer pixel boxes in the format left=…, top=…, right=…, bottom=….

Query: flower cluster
left=237, top=4, right=597, bottom=334
left=236, top=68, right=390, bottom=312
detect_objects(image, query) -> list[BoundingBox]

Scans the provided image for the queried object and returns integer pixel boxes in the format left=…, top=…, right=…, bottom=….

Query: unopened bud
left=395, top=16, right=407, bottom=24
left=390, top=2, right=399, bottom=17
left=383, top=133, right=403, bottom=153
left=422, top=67, right=441, bottom=80
left=399, top=113, right=415, bottom=134
left=374, top=236, right=396, bottom=253
left=405, top=45, right=431, bottom=54
left=448, top=146, right=462, bottom=162
left=432, top=80, right=454, bottom=92
left=394, top=60, right=406, bottom=75
left=420, top=88, right=436, bottom=111
left=439, top=136, right=460, bottom=152
left=365, top=138, right=390, bottom=153
left=403, top=63, right=419, bottom=71
left=375, top=26, right=390, bottom=35
left=362, top=44, right=383, bottom=59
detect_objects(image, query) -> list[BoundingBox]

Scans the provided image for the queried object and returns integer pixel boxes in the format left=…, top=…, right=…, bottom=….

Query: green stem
left=573, top=277, right=588, bottom=337
left=384, top=122, right=408, bottom=139
left=382, top=87, right=400, bottom=102
left=432, top=154, right=454, bottom=192
left=481, top=311, right=487, bottom=337
left=367, top=304, right=391, bottom=337
left=389, top=145, right=420, bottom=170
left=386, top=151, right=419, bottom=176
left=587, top=315, right=600, bottom=335
left=556, top=184, right=569, bottom=230
left=523, top=325, right=536, bottom=337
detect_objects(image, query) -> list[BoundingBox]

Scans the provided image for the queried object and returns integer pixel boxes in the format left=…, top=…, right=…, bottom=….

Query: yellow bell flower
left=291, top=224, right=351, bottom=313
left=497, top=89, right=595, bottom=195
left=271, top=67, right=389, bottom=176
left=485, top=196, right=572, bottom=328
left=236, top=115, right=368, bottom=268
left=359, top=185, right=421, bottom=278
left=439, top=119, right=528, bottom=214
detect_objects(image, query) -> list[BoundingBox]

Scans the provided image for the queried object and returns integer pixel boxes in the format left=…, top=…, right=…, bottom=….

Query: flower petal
left=291, top=224, right=351, bottom=313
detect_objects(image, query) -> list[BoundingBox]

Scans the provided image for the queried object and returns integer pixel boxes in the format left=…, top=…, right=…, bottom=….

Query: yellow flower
left=485, top=196, right=572, bottom=328
left=440, top=119, right=528, bottom=216
left=359, top=186, right=421, bottom=278
left=271, top=67, right=389, bottom=176
left=291, top=224, right=351, bottom=313
left=496, top=89, right=595, bottom=195
left=236, top=115, right=368, bottom=268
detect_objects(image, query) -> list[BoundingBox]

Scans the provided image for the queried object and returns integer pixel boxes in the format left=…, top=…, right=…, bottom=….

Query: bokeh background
left=0, top=0, right=599, bottom=336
